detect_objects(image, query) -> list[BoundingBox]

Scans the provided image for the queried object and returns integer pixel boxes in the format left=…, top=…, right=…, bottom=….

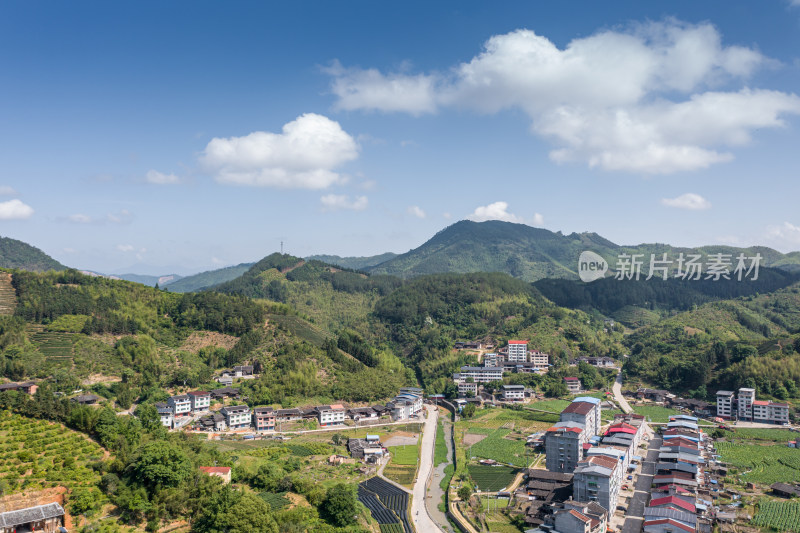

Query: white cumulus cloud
left=661, top=193, right=712, bottom=210
left=328, top=21, right=800, bottom=174
left=0, top=199, right=34, bottom=220
left=408, top=206, right=426, bottom=219
left=146, top=170, right=180, bottom=184
left=320, top=194, right=368, bottom=211
left=117, top=244, right=135, bottom=252
left=202, top=113, right=359, bottom=189
left=531, top=213, right=545, bottom=226
left=468, top=201, right=523, bottom=223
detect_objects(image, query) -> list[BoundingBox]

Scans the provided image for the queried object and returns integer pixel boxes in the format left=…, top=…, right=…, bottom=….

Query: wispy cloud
left=64, top=210, right=133, bottom=225
left=320, top=194, right=368, bottom=211
left=145, top=170, right=180, bottom=185
left=0, top=186, right=17, bottom=196
left=661, top=193, right=712, bottom=210
left=407, top=205, right=426, bottom=219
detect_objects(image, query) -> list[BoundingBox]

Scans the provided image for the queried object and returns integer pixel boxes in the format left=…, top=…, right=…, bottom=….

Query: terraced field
left=716, top=441, right=800, bottom=485
left=0, top=272, right=17, bottom=315
left=358, top=477, right=412, bottom=533
left=31, top=331, right=75, bottom=361
left=752, top=499, right=800, bottom=532
left=0, top=411, right=106, bottom=494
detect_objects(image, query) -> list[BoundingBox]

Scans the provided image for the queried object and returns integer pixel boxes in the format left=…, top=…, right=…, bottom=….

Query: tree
left=457, top=486, right=472, bottom=502
left=69, top=487, right=102, bottom=516
left=461, top=403, right=476, bottom=418
left=321, top=483, right=358, bottom=527
left=134, top=404, right=161, bottom=432
left=194, top=487, right=278, bottom=533
left=131, top=441, right=192, bottom=488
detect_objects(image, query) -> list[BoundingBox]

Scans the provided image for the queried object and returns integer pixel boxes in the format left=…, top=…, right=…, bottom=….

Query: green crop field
left=467, top=429, right=529, bottom=467
left=259, top=492, right=290, bottom=511
left=717, top=442, right=800, bottom=485
left=724, top=428, right=796, bottom=442
left=0, top=412, right=106, bottom=494
left=467, top=464, right=517, bottom=492
left=632, top=405, right=682, bottom=423
left=752, top=499, right=800, bottom=532
left=379, top=523, right=404, bottom=533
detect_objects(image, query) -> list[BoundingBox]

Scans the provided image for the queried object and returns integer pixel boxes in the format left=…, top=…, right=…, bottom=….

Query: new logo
left=578, top=251, right=608, bottom=282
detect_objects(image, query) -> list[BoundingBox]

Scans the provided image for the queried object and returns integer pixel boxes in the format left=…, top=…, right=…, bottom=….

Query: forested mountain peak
left=0, top=235, right=65, bottom=272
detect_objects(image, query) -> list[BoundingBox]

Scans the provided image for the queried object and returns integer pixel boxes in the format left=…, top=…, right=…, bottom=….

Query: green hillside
left=535, top=267, right=800, bottom=326
left=305, top=252, right=397, bottom=270
left=166, top=262, right=254, bottom=292
left=623, top=281, right=800, bottom=396
left=0, top=236, right=65, bottom=271
left=365, top=220, right=800, bottom=282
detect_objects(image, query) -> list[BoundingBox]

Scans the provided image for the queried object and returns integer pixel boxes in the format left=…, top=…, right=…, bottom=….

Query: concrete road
left=411, top=405, right=444, bottom=533
left=622, top=434, right=661, bottom=533
left=613, top=371, right=633, bottom=414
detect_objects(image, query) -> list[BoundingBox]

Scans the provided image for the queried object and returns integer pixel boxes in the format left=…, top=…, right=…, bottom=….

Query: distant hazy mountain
left=165, top=263, right=254, bottom=293
left=0, top=236, right=65, bottom=272
left=119, top=273, right=182, bottom=286
left=366, top=220, right=800, bottom=282
left=305, top=252, right=398, bottom=270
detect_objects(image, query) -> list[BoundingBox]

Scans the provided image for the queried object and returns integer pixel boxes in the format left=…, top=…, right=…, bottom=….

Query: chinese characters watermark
left=579, top=251, right=762, bottom=283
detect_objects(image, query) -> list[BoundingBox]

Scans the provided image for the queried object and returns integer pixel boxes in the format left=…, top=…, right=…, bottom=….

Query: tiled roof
left=199, top=466, right=231, bottom=475
left=0, top=503, right=64, bottom=528
left=562, top=401, right=594, bottom=415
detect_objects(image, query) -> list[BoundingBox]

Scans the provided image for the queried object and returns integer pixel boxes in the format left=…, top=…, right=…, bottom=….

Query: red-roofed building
left=649, top=496, right=696, bottom=514
left=563, top=376, right=582, bottom=394
left=643, top=518, right=695, bottom=533
left=199, top=466, right=232, bottom=484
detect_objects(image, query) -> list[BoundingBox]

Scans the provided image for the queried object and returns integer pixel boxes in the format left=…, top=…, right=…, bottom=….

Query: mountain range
left=3, top=221, right=800, bottom=288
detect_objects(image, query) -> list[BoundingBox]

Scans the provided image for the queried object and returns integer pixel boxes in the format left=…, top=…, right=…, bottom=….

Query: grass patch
left=435, top=421, right=448, bottom=467
left=388, top=444, right=418, bottom=466
left=632, top=405, right=682, bottom=423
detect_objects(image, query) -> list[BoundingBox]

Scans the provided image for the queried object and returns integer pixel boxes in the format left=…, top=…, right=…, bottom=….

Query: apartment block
left=506, top=340, right=528, bottom=363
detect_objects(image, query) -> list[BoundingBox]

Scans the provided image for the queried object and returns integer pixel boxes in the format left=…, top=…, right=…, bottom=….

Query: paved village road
left=411, top=405, right=445, bottom=533
left=613, top=371, right=633, bottom=414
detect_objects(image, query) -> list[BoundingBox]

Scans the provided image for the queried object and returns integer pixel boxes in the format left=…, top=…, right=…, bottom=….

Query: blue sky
left=2, top=1, right=800, bottom=274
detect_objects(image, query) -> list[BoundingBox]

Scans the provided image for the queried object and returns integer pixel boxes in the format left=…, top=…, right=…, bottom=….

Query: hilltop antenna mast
left=280, top=241, right=284, bottom=254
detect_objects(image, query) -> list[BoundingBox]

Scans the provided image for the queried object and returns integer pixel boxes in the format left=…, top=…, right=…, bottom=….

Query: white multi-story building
left=168, top=394, right=192, bottom=416
left=716, top=390, right=734, bottom=419
left=156, top=403, right=173, bottom=428
left=221, top=405, right=251, bottom=429
left=753, top=400, right=790, bottom=424
left=483, top=353, right=499, bottom=367
left=738, top=387, right=756, bottom=420
left=317, top=405, right=346, bottom=426
left=506, top=340, right=528, bottom=363
left=458, top=366, right=503, bottom=383
left=188, top=391, right=211, bottom=412
left=501, top=384, right=525, bottom=401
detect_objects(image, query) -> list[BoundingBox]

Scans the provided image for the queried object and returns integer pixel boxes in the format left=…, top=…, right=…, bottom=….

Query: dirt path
left=613, top=371, right=633, bottom=414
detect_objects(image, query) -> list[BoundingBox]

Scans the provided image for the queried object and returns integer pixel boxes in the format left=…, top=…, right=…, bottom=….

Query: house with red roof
left=199, top=466, right=232, bottom=484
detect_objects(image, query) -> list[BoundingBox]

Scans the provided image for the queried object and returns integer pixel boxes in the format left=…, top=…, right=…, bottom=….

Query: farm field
left=456, top=408, right=549, bottom=467
left=716, top=441, right=800, bottom=485
left=467, top=465, right=517, bottom=492
left=466, top=429, right=529, bottom=467
left=632, top=405, right=682, bottom=423
left=259, top=491, right=291, bottom=511
left=475, top=496, right=517, bottom=532
left=383, top=463, right=416, bottom=487
left=723, top=428, right=796, bottom=442
left=751, top=499, right=800, bottom=532
left=434, top=420, right=448, bottom=466
left=0, top=411, right=106, bottom=494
